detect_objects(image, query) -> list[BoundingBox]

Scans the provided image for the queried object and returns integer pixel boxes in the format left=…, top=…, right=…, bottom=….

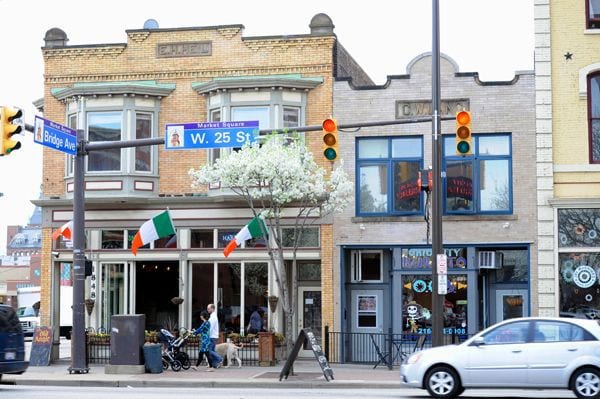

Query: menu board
left=279, top=328, right=334, bottom=382
left=29, top=326, right=53, bottom=366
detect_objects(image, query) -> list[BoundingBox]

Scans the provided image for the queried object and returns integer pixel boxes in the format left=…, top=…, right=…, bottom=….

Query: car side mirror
left=471, top=336, right=485, bottom=346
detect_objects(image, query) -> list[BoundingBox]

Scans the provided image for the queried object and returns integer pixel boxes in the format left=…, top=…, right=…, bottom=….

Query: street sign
left=438, top=274, right=448, bottom=295
left=164, top=120, right=259, bottom=150
left=436, top=254, right=447, bottom=274
left=34, top=116, right=77, bottom=155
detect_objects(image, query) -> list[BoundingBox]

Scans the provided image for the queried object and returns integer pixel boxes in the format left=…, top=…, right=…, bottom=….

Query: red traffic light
left=322, top=118, right=337, bottom=133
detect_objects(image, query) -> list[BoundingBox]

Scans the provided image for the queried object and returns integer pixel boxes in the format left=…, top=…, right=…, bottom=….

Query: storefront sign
left=157, top=41, right=212, bottom=58
left=395, top=99, right=469, bottom=119
left=446, top=176, right=472, bottom=200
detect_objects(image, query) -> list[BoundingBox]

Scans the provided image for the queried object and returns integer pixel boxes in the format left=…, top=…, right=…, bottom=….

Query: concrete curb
left=3, top=377, right=402, bottom=389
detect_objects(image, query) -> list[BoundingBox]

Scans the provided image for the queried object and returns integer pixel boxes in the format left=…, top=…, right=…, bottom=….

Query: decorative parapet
left=43, top=45, right=126, bottom=60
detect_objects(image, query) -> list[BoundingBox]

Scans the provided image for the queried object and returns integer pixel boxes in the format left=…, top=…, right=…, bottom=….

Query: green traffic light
left=324, top=147, right=337, bottom=161
left=456, top=141, right=470, bottom=155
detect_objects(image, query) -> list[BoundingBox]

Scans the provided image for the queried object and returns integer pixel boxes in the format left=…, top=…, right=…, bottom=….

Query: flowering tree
left=189, top=134, right=353, bottom=348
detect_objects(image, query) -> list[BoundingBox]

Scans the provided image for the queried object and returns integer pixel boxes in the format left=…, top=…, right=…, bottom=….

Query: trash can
left=143, top=343, right=163, bottom=373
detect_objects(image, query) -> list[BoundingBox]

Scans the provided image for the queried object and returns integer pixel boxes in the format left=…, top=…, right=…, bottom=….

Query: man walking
left=207, top=303, right=223, bottom=368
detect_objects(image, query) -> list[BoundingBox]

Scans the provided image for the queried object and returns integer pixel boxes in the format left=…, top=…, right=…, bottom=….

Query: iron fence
left=323, top=327, right=472, bottom=367
left=85, top=328, right=264, bottom=366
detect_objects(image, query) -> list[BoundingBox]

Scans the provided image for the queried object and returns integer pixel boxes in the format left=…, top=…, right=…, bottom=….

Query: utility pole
left=430, top=0, right=445, bottom=347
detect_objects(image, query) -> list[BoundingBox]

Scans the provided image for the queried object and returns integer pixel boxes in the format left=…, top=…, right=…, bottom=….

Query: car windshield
left=16, top=306, right=36, bottom=317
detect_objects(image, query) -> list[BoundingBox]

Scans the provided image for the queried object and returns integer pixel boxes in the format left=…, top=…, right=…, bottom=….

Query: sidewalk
left=3, top=358, right=403, bottom=389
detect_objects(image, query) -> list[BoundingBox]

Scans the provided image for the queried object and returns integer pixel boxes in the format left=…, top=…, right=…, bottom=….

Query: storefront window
left=218, top=263, right=242, bottom=334
left=402, top=274, right=468, bottom=335
left=243, top=263, right=268, bottom=332
left=102, top=230, right=124, bottom=249
left=191, top=263, right=214, bottom=322
left=558, top=208, right=600, bottom=247
left=191, top=230, right=214, bottom=248
left=559, top=252, right=600, bottom=317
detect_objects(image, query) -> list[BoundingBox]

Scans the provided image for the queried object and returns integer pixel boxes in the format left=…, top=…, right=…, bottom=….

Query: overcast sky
left=0, top=0, right=534, bottom=255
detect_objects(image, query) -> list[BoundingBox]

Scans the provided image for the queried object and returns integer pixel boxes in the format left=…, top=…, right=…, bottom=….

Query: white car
left=400, top=317, right=600, bottom=399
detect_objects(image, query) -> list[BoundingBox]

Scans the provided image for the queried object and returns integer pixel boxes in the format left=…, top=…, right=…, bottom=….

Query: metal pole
left=68, top=128, right=89, bottom=373
left=431, top=0, right=445, bottom=347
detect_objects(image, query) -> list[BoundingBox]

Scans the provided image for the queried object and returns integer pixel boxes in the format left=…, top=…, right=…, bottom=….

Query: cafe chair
left=369, top=334, right=391, bottom=369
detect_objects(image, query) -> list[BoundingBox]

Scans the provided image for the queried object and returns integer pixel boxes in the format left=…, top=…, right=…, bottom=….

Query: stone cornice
left=43, top=45, right=126, bottom=60
left=44, top=65, right=331, bottom=86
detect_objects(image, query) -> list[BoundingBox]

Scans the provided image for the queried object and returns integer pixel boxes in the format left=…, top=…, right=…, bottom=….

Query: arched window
left=587, top=73, right=600, bottom=163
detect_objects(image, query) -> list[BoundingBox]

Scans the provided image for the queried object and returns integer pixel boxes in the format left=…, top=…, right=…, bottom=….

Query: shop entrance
left=135, top=261, right=179, bottom=331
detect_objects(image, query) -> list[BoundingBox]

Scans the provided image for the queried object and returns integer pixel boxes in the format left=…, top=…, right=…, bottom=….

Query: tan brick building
left=535, top=0, right=600, bottom=318
left=35, top=14, right=372, bottom=351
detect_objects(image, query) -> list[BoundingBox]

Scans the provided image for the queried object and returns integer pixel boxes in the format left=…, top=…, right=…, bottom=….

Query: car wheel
left=425, top=366, right=462, bottom=399
left=572, top=367, right=600, bottom=399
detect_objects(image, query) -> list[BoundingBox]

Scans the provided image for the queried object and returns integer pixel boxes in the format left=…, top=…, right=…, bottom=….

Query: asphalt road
left=0, top=386, right=579, bottom=399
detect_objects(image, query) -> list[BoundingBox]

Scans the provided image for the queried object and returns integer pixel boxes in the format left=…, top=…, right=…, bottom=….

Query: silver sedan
left=400, top=317, right=600, bottom=399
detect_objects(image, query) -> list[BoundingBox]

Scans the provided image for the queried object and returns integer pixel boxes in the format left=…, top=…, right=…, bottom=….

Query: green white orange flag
left=131, top=210, right=176, bottom=256
left=224, top=214, right=268, bottom=257
left=52, top=221, right=73, bottom=241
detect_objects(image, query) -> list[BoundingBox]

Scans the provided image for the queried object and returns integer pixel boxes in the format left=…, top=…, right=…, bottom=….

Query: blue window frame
left=443, top=134, right=512, bottom=215
left=356, top=136, right=423, bottom=216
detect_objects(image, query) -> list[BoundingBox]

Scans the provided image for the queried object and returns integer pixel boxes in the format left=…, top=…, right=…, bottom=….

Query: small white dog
left=215, top=340, right=243, bottom=368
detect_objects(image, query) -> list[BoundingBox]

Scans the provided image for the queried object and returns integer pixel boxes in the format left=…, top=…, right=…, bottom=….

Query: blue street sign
left=34, top=116, right=77, bottom=155
left=164, top=120, right=259, bottom=150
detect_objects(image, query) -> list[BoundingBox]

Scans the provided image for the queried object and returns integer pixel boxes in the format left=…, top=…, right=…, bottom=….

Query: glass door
left=100, top=263, right=125, bottom=329
left=298, top=287, right=322, bottom=354
left=495, top=289, right=528, bottom=322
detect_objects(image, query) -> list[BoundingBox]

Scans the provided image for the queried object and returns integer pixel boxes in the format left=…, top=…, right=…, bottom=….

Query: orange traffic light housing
left=322, top=118, right=338, bottom=161
left=0, top=106, right=23, bottom=156
left=455, top=111, right=472, bottom=156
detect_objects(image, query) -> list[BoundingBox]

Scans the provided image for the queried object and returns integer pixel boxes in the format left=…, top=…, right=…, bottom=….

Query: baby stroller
left=159, top=328, right=193, bottom=371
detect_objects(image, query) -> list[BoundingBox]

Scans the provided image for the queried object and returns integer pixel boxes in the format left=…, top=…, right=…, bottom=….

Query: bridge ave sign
left=34, top=116, right=77, bottom=155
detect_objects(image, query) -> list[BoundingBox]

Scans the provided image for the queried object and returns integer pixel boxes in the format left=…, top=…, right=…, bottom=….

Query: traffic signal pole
left=430, top=0, right=445, bottom=347
left=69, top=129, right=87, bottom=374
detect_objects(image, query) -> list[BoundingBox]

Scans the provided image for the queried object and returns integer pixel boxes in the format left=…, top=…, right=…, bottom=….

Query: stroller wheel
left=171, top=359, right=182, bottom=372
left=162, top=358, right=169, bottom=370
left=176, top=352, right=191, bottom=370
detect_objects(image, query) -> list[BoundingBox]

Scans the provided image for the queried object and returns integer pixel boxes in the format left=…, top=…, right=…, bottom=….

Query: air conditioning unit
left=478, top=251, right=502, bottom=269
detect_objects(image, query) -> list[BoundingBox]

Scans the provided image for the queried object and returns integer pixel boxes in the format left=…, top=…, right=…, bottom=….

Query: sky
left=0, top=0, right=534, bottom=255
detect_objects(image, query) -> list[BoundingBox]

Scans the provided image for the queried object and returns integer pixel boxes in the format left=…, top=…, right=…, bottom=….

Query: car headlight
left=406, top=353, right=422, bottom=364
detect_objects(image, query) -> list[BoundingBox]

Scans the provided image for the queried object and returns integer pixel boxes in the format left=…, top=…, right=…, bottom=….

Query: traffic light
left=0, top=106, right=23, bottom=156
left=455, top=110, right=472, bottom=156
left=322, top=118, right=338, bottom=161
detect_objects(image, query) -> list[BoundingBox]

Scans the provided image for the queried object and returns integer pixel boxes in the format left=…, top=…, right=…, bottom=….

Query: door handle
left=567, top=348, right=578, bottom=352
left=511, top=349, right=522, bottom=353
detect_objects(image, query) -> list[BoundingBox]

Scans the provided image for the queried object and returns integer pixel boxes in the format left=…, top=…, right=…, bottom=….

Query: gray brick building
left=332, top=53, right=535, bottom=342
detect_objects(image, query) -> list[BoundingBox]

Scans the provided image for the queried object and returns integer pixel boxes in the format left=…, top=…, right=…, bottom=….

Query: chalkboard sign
left=29, top=326, right=53, bottom=366
left=279, top=328, right=334, bottom=382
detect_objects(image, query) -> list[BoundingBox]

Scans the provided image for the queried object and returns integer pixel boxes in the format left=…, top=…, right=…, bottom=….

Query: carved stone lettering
left=157, top=41, right=212, bottom=58
left=395, top=99, right=469, bottom=118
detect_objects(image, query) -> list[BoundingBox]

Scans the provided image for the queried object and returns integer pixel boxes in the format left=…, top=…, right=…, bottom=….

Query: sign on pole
left=436, top=254, right=447, bottom=274
left=33, top=116, right=77, bottom=155
left=164, top=120, right=259, bottom=150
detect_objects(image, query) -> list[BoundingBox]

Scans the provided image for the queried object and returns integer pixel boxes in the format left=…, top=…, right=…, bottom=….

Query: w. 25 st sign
left=165, top=121, right=258, bottom=150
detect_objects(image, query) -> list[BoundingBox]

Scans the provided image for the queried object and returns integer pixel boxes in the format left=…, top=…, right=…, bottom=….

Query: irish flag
left=224, top=215, right=267, bottom=257
left=52, top=221, right=73, bottom=241
left=131, top=210, right=176, bottom=256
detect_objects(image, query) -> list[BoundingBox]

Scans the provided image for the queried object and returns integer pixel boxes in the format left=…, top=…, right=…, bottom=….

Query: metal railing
left=85, top=328, right=264, bottom=366
left=324, top=327, right=472, bottom=367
